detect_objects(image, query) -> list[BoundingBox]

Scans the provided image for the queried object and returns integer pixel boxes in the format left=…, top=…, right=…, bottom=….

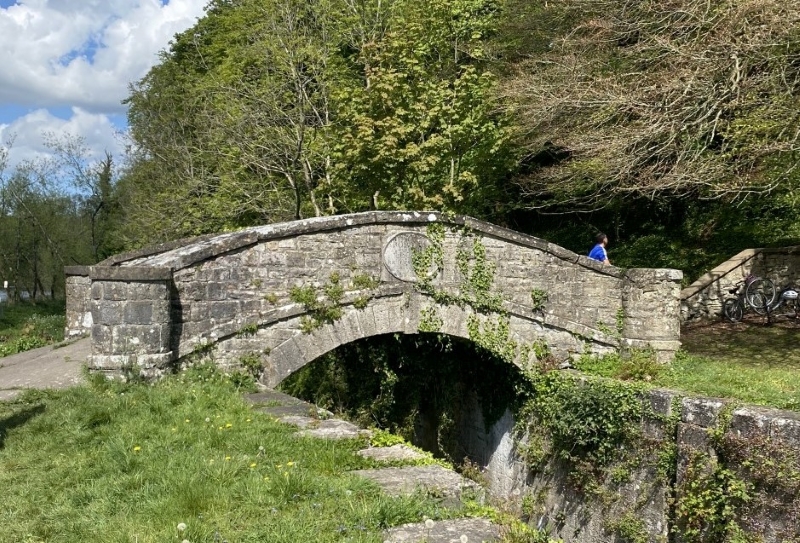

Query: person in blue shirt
left=588, top=233, right=610, bottom=264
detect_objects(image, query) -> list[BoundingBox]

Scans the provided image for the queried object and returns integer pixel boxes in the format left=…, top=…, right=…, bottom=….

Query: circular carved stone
left=383, top=232, right=434, bottom=282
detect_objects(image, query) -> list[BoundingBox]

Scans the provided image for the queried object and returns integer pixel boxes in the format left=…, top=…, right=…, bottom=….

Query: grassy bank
left=0, top=365, right=516, bottom=543
left=576, top=322, right=800, bottom=411
left=0, top=299, right=65, bottom=357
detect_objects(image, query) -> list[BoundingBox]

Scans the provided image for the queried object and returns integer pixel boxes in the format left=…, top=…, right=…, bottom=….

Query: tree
left=0, top=135, right=120, bottom=298
left=119, top=0, right=516, bottom=246
left=330, top=0, right=514, bottom=215
left=500, top=0, right=800, bottom=210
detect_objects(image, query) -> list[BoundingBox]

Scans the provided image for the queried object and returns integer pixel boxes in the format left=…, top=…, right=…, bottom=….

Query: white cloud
left=0, top=108, right=126, bottom=169
left=0, top=0, right=207, bottom=112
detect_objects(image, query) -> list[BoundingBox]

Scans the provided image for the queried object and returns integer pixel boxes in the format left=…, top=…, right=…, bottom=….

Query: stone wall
left=87, top=267, right=173, bottom=375
left=67, top=212, right=683, bottom=378
left=64, top=267, right=91, bottom=337
left=466, top=384, right=800, bottom=543
left=681, top=246, right=800, bottom=320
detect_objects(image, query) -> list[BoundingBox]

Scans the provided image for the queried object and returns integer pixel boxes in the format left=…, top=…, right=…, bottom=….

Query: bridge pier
left=86, top=266, right=174, bottom=377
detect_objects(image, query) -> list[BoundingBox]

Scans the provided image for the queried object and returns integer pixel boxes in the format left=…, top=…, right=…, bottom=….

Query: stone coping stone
left=110, top=210, right=628, bottom=278
left=383, top=518, right=500, bottom=542
left=246, top=390, right=332, bottom=419
left=357, top=445, right=428, bottom=463
left=275, top=414, right=368, bottom=440
left=244, top=390, right=312, bottom=407
left=351, top=465, right=480, bottom=499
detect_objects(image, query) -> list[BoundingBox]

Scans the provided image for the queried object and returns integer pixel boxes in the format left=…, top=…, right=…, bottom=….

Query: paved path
left=0, top=338, right=88, bottom=401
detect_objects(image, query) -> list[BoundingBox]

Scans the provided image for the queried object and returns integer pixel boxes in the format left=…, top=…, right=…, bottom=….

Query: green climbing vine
left=410, top=223, right=541, bottom=366
left=675, top=452, right=752, bottom=542
left=418, top=306, right=444, bottom=333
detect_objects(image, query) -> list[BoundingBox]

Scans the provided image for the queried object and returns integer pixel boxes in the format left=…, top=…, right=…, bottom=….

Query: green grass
left=0, top=365, right=459, bottom=543
left=576, top=321, right=800, bottom=410
left=0, top=299, right=66, bottom=357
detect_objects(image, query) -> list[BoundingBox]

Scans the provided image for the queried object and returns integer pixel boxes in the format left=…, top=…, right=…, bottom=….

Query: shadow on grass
left=0, top=404, right=45, bottom=450
left=682, top=316, right=800, bottom=370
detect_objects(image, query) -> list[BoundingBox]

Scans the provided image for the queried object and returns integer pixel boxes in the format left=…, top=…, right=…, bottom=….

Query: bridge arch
left=64, top=212, right=682, bottom=381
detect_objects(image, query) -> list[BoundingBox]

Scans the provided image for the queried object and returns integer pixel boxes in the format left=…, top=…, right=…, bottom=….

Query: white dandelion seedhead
left=177, top=522, right=187, bottom=532
left=460, top=535, right=468, bottom=543
left=425, top=519, right=435, bottom=529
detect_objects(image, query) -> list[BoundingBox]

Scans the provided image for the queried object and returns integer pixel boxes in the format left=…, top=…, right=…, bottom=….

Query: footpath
left=0, top=337, right=88, bottom=401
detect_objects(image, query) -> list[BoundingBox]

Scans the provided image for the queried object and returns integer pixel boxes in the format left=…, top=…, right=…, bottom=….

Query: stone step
left=384, top=518, right=500, bottom=542
left=357, top=444, right=428, bottom=463
left=246, top=391, right=368, bottom=439
left=351, top=465, right=482, bottom=501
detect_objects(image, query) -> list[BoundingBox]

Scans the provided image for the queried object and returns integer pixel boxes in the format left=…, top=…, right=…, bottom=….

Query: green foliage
left=264, top=293, right=279, bottom=305
left=675, top=454, right=751, bottom=542
left=238, top=352, right=265, bottom=378
left=237, top=323, right=259, bottom=337
left=351, top=273, right=379, bottom=291
left=290, top=273, right=345, bottom=333
left=0, top=365, right=456, bottom=542
left=119, top=0, right=516, bottom=246
left=530, top=289, right=548, bottom=312
left=466, top=313, right=516, bottom=364
left=369, top=428, right=407, bottom=448
left=290, top=272, right=379, bottom=332
left=574, top=350, right=662, bottom=383
left=604, top=512, right=649, bottom=543
left=330, top=0, right=515, bottom=216
left=0, top=301, right=66, bottom=357
left=418, top=306, right=444, bottom=333
left=517, top=371, right=646, bottom=467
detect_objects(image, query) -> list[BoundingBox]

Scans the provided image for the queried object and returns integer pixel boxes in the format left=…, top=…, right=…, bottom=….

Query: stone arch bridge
left=65, top=212, right=682, bottom=386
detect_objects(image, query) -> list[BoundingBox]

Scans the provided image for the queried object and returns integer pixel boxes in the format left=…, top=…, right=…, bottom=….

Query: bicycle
left=721, top=275, right=774, bottom=322
left=763, top=283, right=799, bottom=321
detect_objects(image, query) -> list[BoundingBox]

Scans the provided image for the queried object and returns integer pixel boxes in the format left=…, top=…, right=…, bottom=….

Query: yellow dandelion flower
left=225, top=423, right=232, bottom=428
left=286, top=461, right=295, bottom=467
left=250, top=463, right=257, bottom=468
left=133, top=446, right=141, bottom=452
left=246, top=418, right=251, bottom=422
left=276, top=464, right=283, bottom=469
left=184, top=419, right=190, bottom=423
left=225, top=456, right=232, bottom=461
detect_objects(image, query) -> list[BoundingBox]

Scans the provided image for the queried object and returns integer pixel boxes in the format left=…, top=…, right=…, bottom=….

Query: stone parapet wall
left=66, top=212, right=683, bottom=378
left=681, top=246, right=800, bottom=320
left=64, top=267, right=91, bottom=337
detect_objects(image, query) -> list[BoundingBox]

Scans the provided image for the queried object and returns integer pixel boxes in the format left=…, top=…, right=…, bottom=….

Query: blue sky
left=0, top=0, right=206, bottom=168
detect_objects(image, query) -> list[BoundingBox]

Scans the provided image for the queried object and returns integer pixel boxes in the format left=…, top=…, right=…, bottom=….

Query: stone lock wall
left=681, top=246, right=800, bottom=320
left=67, top=212, right=682, bottom=378
left=461, top=384, right=800, bottom=543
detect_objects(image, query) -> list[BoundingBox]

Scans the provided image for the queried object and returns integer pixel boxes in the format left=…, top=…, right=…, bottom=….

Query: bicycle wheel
left=722, top=298, right=743, bottom=322
left=746, top=278, right=776, bottom=315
